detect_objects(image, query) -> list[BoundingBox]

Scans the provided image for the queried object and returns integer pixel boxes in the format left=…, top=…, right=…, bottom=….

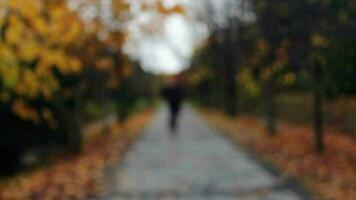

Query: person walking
left=161, top=76, right=184, bottom=133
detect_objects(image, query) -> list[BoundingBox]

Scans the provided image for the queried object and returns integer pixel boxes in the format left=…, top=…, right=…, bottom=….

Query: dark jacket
left=161, top=86, right=184, bottom=113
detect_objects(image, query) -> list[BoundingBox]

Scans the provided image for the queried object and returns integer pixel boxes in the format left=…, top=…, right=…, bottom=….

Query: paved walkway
left=104, top=106, right=306, bottom=200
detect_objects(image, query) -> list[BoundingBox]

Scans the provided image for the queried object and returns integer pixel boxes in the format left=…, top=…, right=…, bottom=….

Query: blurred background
left=0, top=0, right=355, bottom=199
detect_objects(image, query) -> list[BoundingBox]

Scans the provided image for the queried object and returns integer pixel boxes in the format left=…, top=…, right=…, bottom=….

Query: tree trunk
left=262, top=81, right=277, bottom=135
left=213, top=30, right=229, bottom=113
left=66, top=114, right=82, bottom=153
left=312, top=61, right=324, bottom=154
left=222, top=27, right=238, bottom=116
left=54, top=99, right=83, bottom=153
left=223, top=64, right=238, bottom=116
left=66, top=81, right=85, bottom=153
left=54, top=79, right=85, bottom=153
left=117, top=79, right=134, bottom=123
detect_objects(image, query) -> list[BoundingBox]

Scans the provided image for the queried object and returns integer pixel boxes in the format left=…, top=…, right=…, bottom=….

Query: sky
left=123, top=0, right=209, bottom=75
left=68, top=0, right=251, bottom=75
left=122, top=0, right=255, bottom=75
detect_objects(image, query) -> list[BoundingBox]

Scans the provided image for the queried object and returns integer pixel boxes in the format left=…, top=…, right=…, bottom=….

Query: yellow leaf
left=312, top=34, right=328, bottom=48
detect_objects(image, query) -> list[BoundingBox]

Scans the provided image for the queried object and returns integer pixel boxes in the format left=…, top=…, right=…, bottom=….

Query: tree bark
left=313, top=61, right=324, bottom=154
left=223, top=65, right=238, bottom=116
left=262, top=81, right=277, bottom=135
left=222, top=27, right=238, bottom=116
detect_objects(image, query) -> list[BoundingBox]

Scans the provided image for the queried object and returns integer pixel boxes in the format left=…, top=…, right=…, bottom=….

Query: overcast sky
left=69, top=0, right=250, bottom=75
left=123, top=0, right=209, bottom=75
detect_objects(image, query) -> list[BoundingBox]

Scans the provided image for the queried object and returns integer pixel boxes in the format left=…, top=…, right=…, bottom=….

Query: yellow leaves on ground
left=0, top=110, right=154, bottom=200
left=202, top=109, right=356, bottom=200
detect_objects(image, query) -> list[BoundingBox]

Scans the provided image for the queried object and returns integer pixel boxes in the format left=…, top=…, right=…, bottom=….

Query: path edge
left=194, top=108, right=312, bottom=200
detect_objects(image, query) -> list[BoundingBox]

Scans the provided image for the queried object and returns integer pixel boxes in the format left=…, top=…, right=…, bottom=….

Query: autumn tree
left=189, top=0, right=255, bottom=116
left=0, top=0, right=135, bottom=172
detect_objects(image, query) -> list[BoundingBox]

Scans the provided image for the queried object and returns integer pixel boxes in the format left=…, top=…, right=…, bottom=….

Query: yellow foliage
left=12, top=99, right=40, bottom=124
left=238, top=68, right=260, bottom=97
left=96, top=57, right=114, bottom=71
left=338, top=10, right=349, bottom=23
left=261, top=67, right=273, bottom=81
left=187, top=67, right=210, bottom=86
left=5, top=15, right=24, bottom=45
left=67, top=57, right=83, bottom=73
left=0, top=45, right=20, bottom=88
left=42, top=108, right=58, bottom=130
left=0, top=0, right=136, bottom=126
left=0, top=91, right=10, bottom=102
left=31, top=16, right=48, bottom=36
left=16, top=69, right=41, bottom=98
left=40, top=73, right=59, bottom=100
left=282, top=73, right=296, bottom=86
left=256, top=38, right=269, bottom=56
left=158, top=2, right=185, bottom=15
left=108, top=77, right=120, bottom=89
left=17, top=39, right=40, bottom=62
left=8, top=0, right=42, bottom=19
left=113, top=1, right=131, bottom=14
left=312, top=34, right=328, bottom=48
left=0, top=65, right=20, bottom=89
left=122, top=63, right=133, bottom=77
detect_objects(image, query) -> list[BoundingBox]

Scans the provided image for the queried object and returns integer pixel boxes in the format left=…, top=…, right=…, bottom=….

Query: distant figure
left=161, top=77, right=184, bottom=133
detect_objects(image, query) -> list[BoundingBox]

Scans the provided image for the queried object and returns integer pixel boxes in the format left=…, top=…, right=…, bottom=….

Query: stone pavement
left=103, top=106, right=306, bottom=200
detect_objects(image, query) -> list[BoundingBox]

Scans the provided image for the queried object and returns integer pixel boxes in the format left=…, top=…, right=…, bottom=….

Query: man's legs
left=168, top=103, right=182, bottom=134
left=170, top=111, right=178, bottom=131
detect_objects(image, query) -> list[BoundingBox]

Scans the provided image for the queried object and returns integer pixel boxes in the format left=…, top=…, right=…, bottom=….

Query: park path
left=103, top=106, right=306, bottom=200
